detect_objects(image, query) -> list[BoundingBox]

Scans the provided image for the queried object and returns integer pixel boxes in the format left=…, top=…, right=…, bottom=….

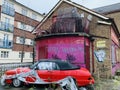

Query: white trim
left=97, top=20, right=111, bottom=25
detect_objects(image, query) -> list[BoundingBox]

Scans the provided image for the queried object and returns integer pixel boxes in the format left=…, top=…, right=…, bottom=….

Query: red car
left=1, top=59, right=94, bottom=90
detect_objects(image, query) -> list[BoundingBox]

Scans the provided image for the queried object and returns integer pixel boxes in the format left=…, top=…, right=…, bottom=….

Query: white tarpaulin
left=17, top=70, right=78, bottom=90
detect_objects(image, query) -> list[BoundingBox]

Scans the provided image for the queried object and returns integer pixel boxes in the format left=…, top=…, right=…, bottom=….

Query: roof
left=38, top=59, right=79, bottom=70
left=32, top=0, right=110, bottom=33
left=93, top=3, right=120, bottom=14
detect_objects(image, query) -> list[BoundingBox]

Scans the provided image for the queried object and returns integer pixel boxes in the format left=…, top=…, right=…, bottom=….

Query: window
left=31, top=26, right=35, bottom=31
left=3, top=34, right=8, bottom=46
left=32, top=13, right=37, bottom=20
left=5, top=17, right=10, bottom=24
left=5, top=17, right=10, bottom=30
left=2, top=0, right=15, bottom=16
left=22, top=8, right=27, bottom=16
left=20, top=37, right=25, bottom=44
left=16, top=37, right=25, bottom=44
left=38, top=62, right=59, bottom=70
left=111, top=45, right=116, bottom=66
left=30, top=39, right=34, bottom=45
left=19, top=52, right=24, bottom=58
left=21, top=23, right=26, bottom=30
left=30, top=52, right=33, bottom=58
left=1, top=51, right=9, bottom=58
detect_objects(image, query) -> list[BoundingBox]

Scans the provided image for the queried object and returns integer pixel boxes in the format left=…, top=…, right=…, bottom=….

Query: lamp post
left=21, top=36, right=25, bottom=63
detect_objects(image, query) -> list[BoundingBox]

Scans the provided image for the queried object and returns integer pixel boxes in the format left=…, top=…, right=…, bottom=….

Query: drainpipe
left=90, top=37, right=95, bottom=74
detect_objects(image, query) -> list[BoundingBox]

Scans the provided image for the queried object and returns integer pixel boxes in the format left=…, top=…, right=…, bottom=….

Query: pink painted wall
left=36, top=36, right=89, bottom=67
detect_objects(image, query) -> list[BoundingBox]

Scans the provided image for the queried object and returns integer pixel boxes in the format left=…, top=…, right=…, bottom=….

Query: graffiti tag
left=94, top=50, right=106, bottom=62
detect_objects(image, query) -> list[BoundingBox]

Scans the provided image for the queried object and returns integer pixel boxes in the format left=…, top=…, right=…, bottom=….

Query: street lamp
left=21, top=36, right=25, bottom=63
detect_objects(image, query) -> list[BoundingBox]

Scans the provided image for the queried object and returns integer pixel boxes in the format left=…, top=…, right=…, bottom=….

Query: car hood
left=5, top=67, right=31, bottom=75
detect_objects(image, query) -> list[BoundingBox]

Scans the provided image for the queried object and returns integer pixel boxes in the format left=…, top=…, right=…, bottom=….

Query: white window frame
left=16, top=37, right=25, bottom=44
left=30, top=39, right=34, bottom=45
left=22, top=8, right=28, bottom=16
left=21, top=23, right=26, bottom=30
left=32, top=13, right=37, bottom=20
left=19, top=52, right=25, bottom=58
left=30, top=52, right=33, bottom=58
left=1, top=51, right=9, bottom=58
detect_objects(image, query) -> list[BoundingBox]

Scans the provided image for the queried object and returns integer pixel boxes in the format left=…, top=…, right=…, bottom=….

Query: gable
left=35, top=2, right=105, bottom=33
left=33, top=0, right=110, bottom=33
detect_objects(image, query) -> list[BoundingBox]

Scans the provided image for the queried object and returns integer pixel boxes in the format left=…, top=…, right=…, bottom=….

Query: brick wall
left=15, top=12, right=39, bottom=27
left=106, top=12, right=120, bottom=33
left=13, top=12, right=38, bottom=52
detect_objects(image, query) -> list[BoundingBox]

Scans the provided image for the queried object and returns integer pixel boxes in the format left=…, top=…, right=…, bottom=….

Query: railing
left=0, top=22, right=14, bottom=33
left=0, top=39, right=13, bottom=48
left=2, top=4, right=15, bottom=16
left=0, top=62, right=32, bottom=77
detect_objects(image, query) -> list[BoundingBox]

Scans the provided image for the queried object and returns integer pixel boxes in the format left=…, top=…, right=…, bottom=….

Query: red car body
left=1, top=59, right=95, bottom=88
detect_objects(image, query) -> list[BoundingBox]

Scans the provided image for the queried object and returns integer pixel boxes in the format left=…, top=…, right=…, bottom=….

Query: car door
left=50, top=62, right=74, bottom=82
left=36, top=62, right=53, bottom=82
left=51, top=62, right=78, bottom=81
left=48, top=62, right=61, bottom=82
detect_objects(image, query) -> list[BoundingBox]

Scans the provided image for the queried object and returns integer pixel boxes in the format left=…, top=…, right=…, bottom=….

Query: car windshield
left=29, top=61, right=39, bottom=69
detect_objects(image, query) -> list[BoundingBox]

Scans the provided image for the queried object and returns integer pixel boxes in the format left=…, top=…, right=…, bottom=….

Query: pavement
left=94, top=76, right=120, bottom=90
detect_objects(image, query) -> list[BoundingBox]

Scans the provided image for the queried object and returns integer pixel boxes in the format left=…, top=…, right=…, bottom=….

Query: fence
left=0, top=62, right=32, bottom=77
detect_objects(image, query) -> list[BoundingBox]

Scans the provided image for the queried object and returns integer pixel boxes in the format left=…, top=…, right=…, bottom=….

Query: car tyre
left=79, top=87, right=87, bottom=90
left=12, top=78, right=22, bottom=87
left=79, top=84, right=94, bottom=90
left=86, top=84, right=94, bottom=90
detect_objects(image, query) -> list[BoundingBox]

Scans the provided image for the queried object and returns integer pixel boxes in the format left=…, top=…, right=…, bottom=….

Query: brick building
left=33, top=0, right=120, bottom=78
left=0, top=0, right=43, bottom=63
left=93, top=3, right=120, bottom=33
left=94, top=3, right=120, bottom=77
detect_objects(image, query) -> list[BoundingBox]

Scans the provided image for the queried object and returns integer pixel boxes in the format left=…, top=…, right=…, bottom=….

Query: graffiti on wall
left=96, top=64, right=110, bottom=78
left=94, top=50, right=106, bottom=62
left=47, top=44, right=85, bottom=67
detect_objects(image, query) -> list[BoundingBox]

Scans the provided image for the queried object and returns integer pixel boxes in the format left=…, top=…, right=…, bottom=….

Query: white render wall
left=1, top=13, right=14, bottom=24
left=0, top=50, right=33, bottom=63
left=14, top=2, right=43, bottom=22
left=0, top=0, right=2, bottom=5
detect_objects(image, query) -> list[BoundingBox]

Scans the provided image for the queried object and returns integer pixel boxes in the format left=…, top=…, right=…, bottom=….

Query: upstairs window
left=30, top=39, right=34, bottom=45
left=22, top=8, right=27, bottom=16
left=21, top=23, right=26, bottom=30
left=32, top=13, right=37, bottom=20
left=16, top=37, right=25, bottom=44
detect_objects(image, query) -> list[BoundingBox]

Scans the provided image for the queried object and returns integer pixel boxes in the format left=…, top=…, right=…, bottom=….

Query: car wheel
left=12, top=78, right=22, bottom=87
left=0, top=75, right=6, bottom=86
left=79, top=87, right=87, bottom=90
left=79, top=84, right=94, bottom=90
left=86, top=84, right=94, bottom=90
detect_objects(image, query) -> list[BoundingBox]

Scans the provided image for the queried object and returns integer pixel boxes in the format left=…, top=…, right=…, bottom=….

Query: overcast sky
left=16, top=0, right=120, bottom=14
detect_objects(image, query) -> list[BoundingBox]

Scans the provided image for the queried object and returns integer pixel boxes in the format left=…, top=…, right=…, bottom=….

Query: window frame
left=1, top=51, right=9, bottom=58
